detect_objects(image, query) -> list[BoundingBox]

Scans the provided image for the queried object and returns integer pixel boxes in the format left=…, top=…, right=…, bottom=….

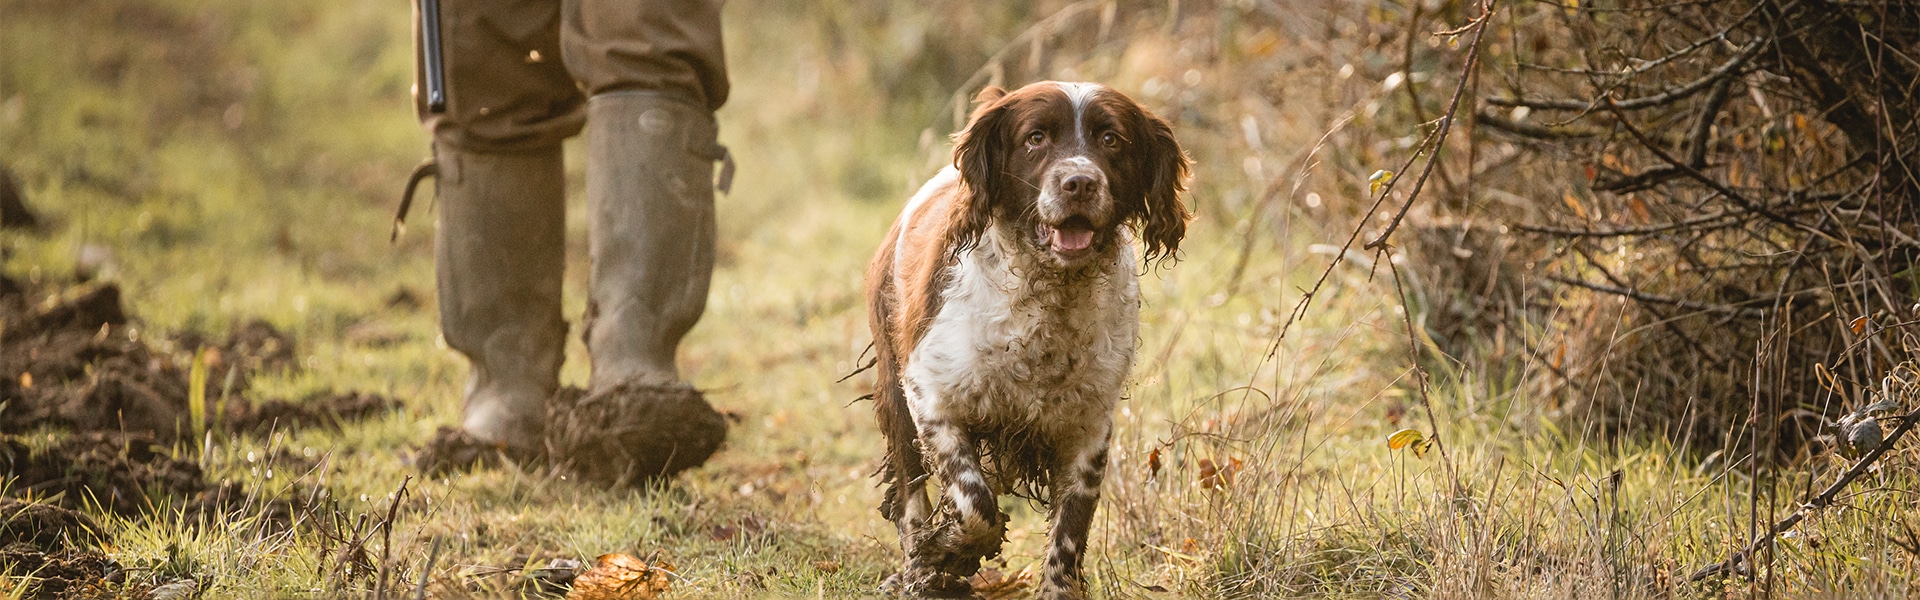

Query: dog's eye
left=1026, top=131, right=1045, bottom=147
left=1101, top=132, right=1120, bottom=148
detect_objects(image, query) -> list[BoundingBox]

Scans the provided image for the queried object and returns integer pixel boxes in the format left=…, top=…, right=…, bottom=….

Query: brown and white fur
left=866, top=82, right=1189, bottom=598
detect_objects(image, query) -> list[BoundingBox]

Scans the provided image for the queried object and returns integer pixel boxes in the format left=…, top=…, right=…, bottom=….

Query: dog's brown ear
left=950, top=88, right=1013, bottom=252
left=1136, top=108, right=1191, bottom=264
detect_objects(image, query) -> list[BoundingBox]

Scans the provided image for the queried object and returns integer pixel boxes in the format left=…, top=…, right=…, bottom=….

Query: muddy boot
left=430, top=143, right=567, bottom=465
left=581, top=90, right=718, bottom=390
left=550, top=91, right=727, bottom=485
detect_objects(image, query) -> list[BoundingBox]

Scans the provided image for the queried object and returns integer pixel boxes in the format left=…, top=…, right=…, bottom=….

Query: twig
left=412, top=538, right=441, bottom=600
left=1510, top=212, right=1746, bottom=238
left=1607, top=108, right=1810, bottom=231
left=1546, top=275, right=1768, bottom=316
left=1689, top=408, right=1920, bottom=582
left=836, top=353, right=877, bottom=384
left=1473, top=110, right=1603, bottom=139
left=1488, top=38, right=1763, bottom=112
left=372, top=476, right=412, bottom=600
left=1365, top=0, right=1496, bottom=251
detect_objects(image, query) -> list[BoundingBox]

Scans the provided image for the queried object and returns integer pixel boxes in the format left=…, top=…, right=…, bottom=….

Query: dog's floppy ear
left=1135, top=107, right=1191, bottom=264
left=949, top=86, right=1013, bottom=252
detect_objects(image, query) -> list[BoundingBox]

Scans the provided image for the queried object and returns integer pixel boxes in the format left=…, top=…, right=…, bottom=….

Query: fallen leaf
left=1627, top=195, right=1652, bottom=224
left=1562, top=192, right=1589, bottom=220
left=566, top=553, right=672, bottom=600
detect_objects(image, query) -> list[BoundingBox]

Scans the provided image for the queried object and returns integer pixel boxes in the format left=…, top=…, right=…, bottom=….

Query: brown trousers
left=413, top=0, right=728, bottom=153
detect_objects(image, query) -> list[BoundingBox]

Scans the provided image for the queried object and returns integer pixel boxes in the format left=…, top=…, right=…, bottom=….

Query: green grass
left=6, top=0, right=1920, bottom=598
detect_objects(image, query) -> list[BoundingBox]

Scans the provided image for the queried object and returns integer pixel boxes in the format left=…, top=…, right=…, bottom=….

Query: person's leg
left=532, top=0, right=731, bottom=486
left=560, top=0, right=729, bottom=391
left=413, top=0, right=583, bottom=457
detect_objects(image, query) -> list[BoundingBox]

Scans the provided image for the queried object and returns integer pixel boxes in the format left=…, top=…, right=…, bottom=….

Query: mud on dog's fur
left=866, top=81, right=1189, bottom=598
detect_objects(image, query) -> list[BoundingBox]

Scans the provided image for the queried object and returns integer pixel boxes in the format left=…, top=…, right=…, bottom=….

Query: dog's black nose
left=1062, top=174, right=1095, bottom=197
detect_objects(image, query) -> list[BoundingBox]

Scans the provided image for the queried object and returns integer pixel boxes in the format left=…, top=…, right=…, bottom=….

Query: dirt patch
left=547, top=384, right=727, bottom=487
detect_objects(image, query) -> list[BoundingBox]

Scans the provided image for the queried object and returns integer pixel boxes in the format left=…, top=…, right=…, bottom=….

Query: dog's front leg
left=1040, top=422, right=1111, bottom=599
left=898, top=417, right=1004, bottom=596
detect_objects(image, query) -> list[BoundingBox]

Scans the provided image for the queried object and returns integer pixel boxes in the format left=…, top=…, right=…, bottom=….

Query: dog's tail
left=867, top=221, right=924, bottom=524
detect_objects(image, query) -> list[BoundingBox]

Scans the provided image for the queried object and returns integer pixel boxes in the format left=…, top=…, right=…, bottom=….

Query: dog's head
left=950, top=81, right=1190, bottom=268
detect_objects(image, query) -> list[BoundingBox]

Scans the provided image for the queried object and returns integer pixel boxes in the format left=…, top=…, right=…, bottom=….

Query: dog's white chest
left=902, top=242, right=1139, bottom=432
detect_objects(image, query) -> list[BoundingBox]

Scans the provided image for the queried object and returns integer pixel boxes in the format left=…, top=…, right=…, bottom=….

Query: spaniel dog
left=865, top=81, right=1189, bottom=598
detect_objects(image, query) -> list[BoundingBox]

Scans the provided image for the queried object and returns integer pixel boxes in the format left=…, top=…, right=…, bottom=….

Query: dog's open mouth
left=1038, top=215, right=1097, bottom=254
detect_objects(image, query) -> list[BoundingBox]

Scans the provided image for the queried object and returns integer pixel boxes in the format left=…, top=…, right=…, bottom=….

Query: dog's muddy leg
left=1040, top=426, right=1111, bottom=599
left=892, top=418, right=1004, bottom=597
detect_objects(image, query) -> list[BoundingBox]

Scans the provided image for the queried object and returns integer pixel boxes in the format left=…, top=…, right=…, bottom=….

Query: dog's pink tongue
left=1052, top=227, right=1094, bottom=251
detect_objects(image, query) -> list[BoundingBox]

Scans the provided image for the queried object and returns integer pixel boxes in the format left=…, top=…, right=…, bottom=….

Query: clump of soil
left=1, top=498, right=122, bottom=598
left=416, top=426, right=519, bottom=476
left=1, top=498, right=107, bottom=548
left=0, top=162, right=39, bottom=230
left=0, top=276, right=392, bottom=527
left=0, top=276, right=399, bottom=444
left=0, top=281, right=196, bottom=441
left=2, top=432, right=204, bottom=516
left=546, top=384, right=727, bottom=487
left=229, top=391, right=401, bottom=435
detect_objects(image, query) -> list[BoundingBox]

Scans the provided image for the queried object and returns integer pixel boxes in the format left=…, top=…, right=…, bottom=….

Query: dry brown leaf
left=1145, top=447, right=1162, bottom=480
left=566, top=553, right=673, bottom=600
left=1562, top=192, right=1589, bottom=220
left=1627, top=195, right=1652, bottom=224
left=1197, top=457, right=1242, bottom=490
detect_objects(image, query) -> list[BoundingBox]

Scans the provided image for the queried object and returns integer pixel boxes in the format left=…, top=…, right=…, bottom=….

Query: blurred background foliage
left=3, top=0, right=1920, bottom=597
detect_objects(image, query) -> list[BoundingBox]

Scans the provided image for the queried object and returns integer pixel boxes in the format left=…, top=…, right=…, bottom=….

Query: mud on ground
left=0, top=275, right=397, bottom=594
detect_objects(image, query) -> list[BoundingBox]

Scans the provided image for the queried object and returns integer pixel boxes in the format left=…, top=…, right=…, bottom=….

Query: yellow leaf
left=1369, top=170, right=1394, bottom=196
left=1410, top=438, right=1433, bottom=458
left=1387, top=428, right=1426, bottom=450
left=567, top=553, right=672, bottom=600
